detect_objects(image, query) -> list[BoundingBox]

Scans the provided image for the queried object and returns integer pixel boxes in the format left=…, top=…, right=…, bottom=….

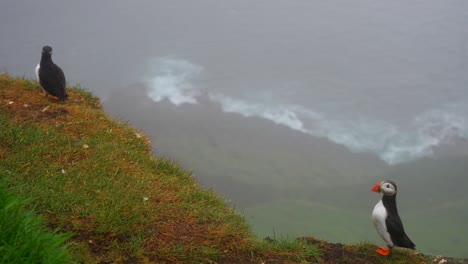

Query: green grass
left=0, top=180, right=72, bottom=264
left=0, top=74, right=321, bottom=263
left=253, top=238, right=320, bottom=262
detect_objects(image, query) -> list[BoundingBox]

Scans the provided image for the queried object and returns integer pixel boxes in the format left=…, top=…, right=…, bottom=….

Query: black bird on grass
left=35, top=45, right=68, bottom=101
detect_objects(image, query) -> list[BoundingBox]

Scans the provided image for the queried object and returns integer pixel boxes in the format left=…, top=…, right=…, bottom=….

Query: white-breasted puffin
left=371, top=180, right=415, bottom=256
left=35, top=45, right=68, bottom=101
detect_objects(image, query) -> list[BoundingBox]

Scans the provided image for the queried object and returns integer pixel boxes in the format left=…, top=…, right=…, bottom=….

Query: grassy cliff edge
left=0, top=74, right=465, bottom=263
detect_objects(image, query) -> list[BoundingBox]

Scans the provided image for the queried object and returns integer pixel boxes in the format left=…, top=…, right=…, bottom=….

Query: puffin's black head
left=42, top=45, right=53, bottom=55
left=372, top=180, right=397, bottom=196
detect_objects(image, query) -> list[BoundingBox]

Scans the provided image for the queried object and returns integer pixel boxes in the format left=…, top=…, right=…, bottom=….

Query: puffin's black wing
left=385, top=214, right=416, bottom=249
left=39, top=63, right=67, bottom=100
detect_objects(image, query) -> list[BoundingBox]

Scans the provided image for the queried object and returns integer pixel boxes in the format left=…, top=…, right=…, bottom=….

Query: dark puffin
left=35, top=45, right=68, bottom=101
left=371, top=180, right=415, bottom=256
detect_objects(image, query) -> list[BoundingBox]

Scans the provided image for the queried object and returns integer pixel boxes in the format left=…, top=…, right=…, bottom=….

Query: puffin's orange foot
left=52, top=96, right=60, bottom=101
left=376, top=247, right=391, bottom=256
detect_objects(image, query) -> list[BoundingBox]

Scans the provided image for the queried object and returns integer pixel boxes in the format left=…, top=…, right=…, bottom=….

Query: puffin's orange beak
left=372, top=182, right=381, bottom=192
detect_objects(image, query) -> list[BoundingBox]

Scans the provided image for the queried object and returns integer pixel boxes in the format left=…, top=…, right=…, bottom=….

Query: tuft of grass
left=0, top=180, right=72, bottom=264
left=252, top=238, right=320, bottom=263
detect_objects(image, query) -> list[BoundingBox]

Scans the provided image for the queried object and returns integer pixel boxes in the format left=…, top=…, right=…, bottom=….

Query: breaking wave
left=209, top=95, right=468, bottom=164
left=144, top=58, right=468, bottom=165
left=208, top=93, right=308, bottom=132
left=144, top=57, right=202, bottom=105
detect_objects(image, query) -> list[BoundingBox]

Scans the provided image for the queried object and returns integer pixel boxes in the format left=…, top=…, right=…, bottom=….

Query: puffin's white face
left=380, top=181, right=396, bottom=196
left=372, top=181, right=397, bottom=196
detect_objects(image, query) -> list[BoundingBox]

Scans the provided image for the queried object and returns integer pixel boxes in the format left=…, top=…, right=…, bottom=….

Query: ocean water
left=143, top=56, right=468, bottom=165
left=1, top=0, right=468, bottom=257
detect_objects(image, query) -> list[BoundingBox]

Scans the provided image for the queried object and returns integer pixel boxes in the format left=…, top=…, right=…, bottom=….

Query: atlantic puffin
left=35, top=45, right=68, bottom=101
left=372, top=180, right=415, bottom=256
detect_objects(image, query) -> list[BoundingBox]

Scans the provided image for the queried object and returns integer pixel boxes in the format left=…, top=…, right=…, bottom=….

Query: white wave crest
left=144, top=58, right=202, bottom=105
left=209, top=94, right=468, bottom=165
left=209, top=94, right=308, bottom=132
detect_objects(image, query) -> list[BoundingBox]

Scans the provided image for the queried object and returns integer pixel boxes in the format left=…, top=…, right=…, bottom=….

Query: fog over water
left=1, top=0, right=468, bottom=257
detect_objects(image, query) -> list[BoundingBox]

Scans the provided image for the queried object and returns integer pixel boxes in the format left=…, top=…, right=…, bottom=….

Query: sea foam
left=209, top=93, right=308, bottom=132
left=144, top=58, right=468, bottom=165
left=144, top=57, right=202, bottom=105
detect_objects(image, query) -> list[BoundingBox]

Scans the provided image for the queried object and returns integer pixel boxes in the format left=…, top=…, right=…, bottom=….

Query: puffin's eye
left=386, top=184, right=390, bottom=188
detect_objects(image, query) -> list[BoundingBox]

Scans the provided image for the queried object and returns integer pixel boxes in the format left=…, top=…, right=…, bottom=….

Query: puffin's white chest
left=35, top=64, right=40, bottom=81
left=372, top=200, right=393, bottom=247
left=35, top=63, right=48, bottom=94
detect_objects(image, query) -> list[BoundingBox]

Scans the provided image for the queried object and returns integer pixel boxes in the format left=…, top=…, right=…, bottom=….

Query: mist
left=1, top=0, right=468, bottom=257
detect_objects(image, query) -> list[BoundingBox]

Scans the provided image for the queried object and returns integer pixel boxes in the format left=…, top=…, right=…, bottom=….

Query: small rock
left=82, top=144, right=89, bottom=149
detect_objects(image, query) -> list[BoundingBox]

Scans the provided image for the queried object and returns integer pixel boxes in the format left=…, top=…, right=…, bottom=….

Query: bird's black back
left=39, top=53, right=68, bottom=100
left=382, top=195, right=416, bottom=249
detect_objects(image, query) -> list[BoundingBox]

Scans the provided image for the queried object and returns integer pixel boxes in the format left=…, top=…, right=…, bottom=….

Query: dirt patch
left=0, top=76, right=74, bottom=126
left=303, top=237, right=350, bottom=262
left=47, top=216, right=137, bottom=264
left=39, top=106, right=69, bottom=119
left=4, top=101, right=69, bottom=123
